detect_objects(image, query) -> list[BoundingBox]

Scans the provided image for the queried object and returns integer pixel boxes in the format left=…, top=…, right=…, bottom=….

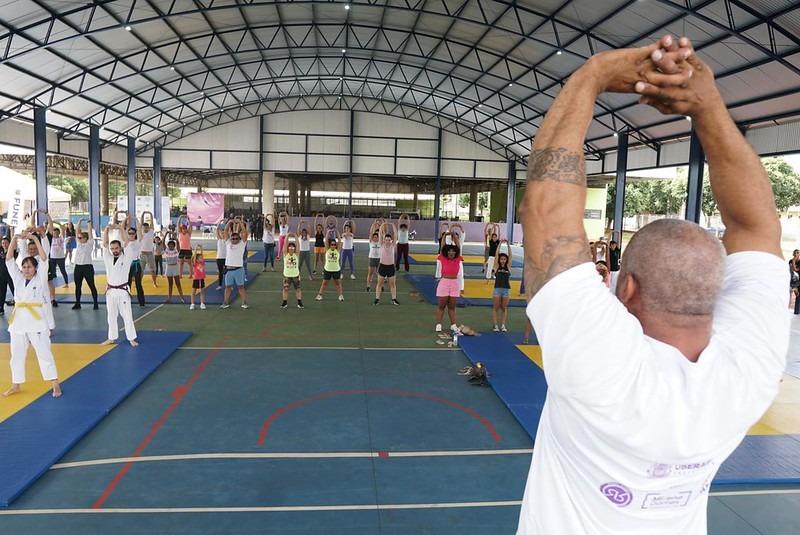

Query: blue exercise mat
left=458, top=332, right=800, bottom=486
left=0, top=330, right=192, bottom=507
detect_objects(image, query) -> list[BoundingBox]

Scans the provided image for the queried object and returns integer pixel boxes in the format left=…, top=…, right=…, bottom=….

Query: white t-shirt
left=73, top=241, right=93, bottom=266
left=517, top=252, right=789, bottom=535
left=398, top=229, right=409, bottom=245
left=595, top=242, right=607, bottom=262
left=342, top=234, right=354, bottom=250
left=49, top=236, right=65, bottom=259
left=279, top=224, right=289, bottom=237
left=299, top=236, right=311, bottom=252
left=141, top=230, right=155, bottom=253
left=216, top=238, right=226, bottom=259
left=263, top=229, right=275, bottom=244
left=368, top=240, right=381, bottom=259
left=225, top=240, right=246, bottom=268
left=125, top=239, right=141, bottom=259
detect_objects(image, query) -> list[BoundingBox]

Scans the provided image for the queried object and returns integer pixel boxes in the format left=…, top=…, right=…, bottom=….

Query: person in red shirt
left=189, top=246, right=206, bottom=310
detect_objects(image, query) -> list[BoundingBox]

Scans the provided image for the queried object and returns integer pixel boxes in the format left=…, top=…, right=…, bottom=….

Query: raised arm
left=44, top=211, right=54, bottom=235
left=31, top=233, right=47, bottom=261
left=520, top=37, right=689, bottom=300
left=639, top=44, right=781, bottom=257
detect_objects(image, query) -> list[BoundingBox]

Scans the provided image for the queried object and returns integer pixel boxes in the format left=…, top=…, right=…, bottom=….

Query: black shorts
left=284, top=276, right=301, bottom=289
left=323, top=270, right=341, bottom=280
left=179, top=249, right=192, bottom=259
left=378, top=264, right=396, bottom=278
left=192, top=279, right=205, bottom=289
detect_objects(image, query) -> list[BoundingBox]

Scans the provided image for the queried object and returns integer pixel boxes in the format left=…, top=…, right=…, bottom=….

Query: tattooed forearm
left=524, top=234, right=590, bottom=300
left=527, top=148, right=586, bottom=186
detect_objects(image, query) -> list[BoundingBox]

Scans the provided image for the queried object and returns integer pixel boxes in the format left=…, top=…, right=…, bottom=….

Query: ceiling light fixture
left=345, top=4, right=350, bottom=10
left=124, top=25, right=132, bottom=31
left=508, top=82, right=513, bottom=87
left=613, top=132, right=618, bottom=138
left=342, top=49, right=347, bottom=53
left=170, top=66, right=175, bottom=71
left=556, top=50, right=562, bottom=55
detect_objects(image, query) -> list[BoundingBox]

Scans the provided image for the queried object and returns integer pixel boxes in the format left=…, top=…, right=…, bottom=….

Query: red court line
left=92, top=337, right=229, bottom=509
left=257, top=388, right=502, bottom=446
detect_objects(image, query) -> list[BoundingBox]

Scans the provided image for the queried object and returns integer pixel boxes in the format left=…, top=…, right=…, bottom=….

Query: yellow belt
left=8, top=301, right=43, bottom=326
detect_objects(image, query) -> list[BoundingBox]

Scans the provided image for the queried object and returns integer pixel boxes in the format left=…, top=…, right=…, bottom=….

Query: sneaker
left=72, top=304, right=82, bottom=310
left=492, top=324, right=500, bottom=332
left=315, top=294, right=323, bottom=301
left=241, top=304, right=249, bottom=309
left=281, top=301, right=288, bottom=309
left=216, top=286, right=223, bottom=291
left=501, top=325, right=507, bottom=332
left=93, top=304, right=99, bottom=310
left=365, top=286, right=370, bottom=292
left=262, top=268, right=268, bottom=272
left=435, top=323, right=442, bottom=333
left=338, top=295, right=344, bottom=302
left=392, top=299, right=399, bottom=306
left=297, top=303, right=304, bottom=309
left=374, top=298, right=380, bottom=305
left=220, top=304, right=230, bottom=309
left=350, top=273, right=356, bottom=280
left=52, top=301, right=58, bottom=308
left=450, top=324, right=461, bottom=335
left=189, top=304, right=195, bottom=310
left=312, top=270, right=317, bottom=275
left=200, top=304, right=206, bottom=310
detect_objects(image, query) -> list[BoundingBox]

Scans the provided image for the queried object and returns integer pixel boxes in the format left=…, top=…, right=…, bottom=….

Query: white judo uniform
left=103, top=247, right=137, bottom=342
left=6, top=257, right=57, bottom=384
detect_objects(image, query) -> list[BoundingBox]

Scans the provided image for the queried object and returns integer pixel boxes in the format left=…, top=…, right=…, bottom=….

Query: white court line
left=133, top=303, right=165, bottom=323
left=2, top=490, right=799, bottom=515
left=51, top=449, right=534, bottom=470
left=0, top=502, right=523, bottom=515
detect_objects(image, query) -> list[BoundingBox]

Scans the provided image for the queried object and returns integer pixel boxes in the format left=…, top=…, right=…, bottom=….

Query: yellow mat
left=55, top=274, right=192, bottom=296
left=462, top=279, right=525, bottom=300
left=0, top=343, right=114, bottom=423
left=516, top=344, right=800, bottom=437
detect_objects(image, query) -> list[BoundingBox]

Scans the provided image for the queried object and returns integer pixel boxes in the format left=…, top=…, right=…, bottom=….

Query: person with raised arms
left=281, top=233, right=304, bottom=309
left=340, top=221, right=356, bottom=280
left=516, top=36, right=789, bottom=534
left=123, top=213, right=146, bottom=308
left=71, top=220, right=99, bottom=310
left=395, top=214, right=412, bottom=273
left=365, top=222, right=381, bottom=292
left=262, top=214, right=276, bottom=272
left=2, top=230, right=61, bottom=398
left=220, top=218, right=250, bottom=309
left=101, top=222, right=138, bottom=347
left=276, top=211, right=289, bottom=260
left=177, top=215, right=192, bottom=278
left=375, top=221, right=399, bottom=306
left=297, top=224, right=314, bottom=280
left=491, top=239, right=512, bottom=332
left=139, top=212, right=158, bottom=288
left=434, top=231, right=463, bottom=333
left=315, top=236, right=344, bottom=302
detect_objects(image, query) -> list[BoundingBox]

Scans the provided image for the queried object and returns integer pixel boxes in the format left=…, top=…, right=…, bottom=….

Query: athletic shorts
left=192, top=279, right=205, bottom=289
left=314, top=246, right=325, bottom=254
left=369, top=257, right=380, bottom=268
left=323, top=270, right=341, bottom=280
left=436, top=278, right=461, bottom=298
left=178, top=249, right=192, bottom=260
left=284, top=276, right=301, bottom=289
left=378, top=264, right=395, bottom=278
left=140, top=251, right=156, bottom=271
left=493, top=287, right=510, bottom=298
left=224, top=267, right=245, bottom=287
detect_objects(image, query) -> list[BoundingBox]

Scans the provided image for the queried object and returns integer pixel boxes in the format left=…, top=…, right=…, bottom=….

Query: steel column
left=506, top=160, right=516, bottom=242
left=153, top=146, right=162, bottom=225
left=258, top=115, right=265, bottom=215
left=348, top=109, right=355, bottom=218
left=685, top=130, right=705, bottom=223
left=433, top=127, right=442, bottom=238
left=612, top=133, right=629, bottom=243
left=89, top=125, right=101, bottom=229
left=127, top=138, right=136, bottom=217
left=33, top=107, right=47, bottom=221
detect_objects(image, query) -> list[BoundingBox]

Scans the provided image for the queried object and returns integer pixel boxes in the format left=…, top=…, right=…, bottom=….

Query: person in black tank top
left=492, top=241, right=512, bottom=332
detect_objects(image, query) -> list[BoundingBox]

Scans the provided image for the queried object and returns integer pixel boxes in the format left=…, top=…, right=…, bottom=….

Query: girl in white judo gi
left=2, top=231, right=61, bottom=398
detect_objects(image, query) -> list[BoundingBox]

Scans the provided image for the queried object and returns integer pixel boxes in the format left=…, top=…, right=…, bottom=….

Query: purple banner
left=187, top=193, right=225, bottom=225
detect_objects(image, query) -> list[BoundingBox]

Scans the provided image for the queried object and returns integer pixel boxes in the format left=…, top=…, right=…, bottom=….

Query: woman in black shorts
left=374, top=222, right=399, bottom=306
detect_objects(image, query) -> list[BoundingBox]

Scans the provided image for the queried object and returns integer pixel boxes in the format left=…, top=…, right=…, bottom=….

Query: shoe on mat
left=200, top=304, right=206, bottom=310
left=338, top=295, right=344, bottom=302
left=281, top=302, right=288, bottom=309
left=315, top=294, right=323, bottom=301
left=72, top=304, right=82, bottom=310
left=392, top=299, right=399, bottom=306
left=189, top=304, right=195, bottom=310
left=220, top=304, right=230, bottom=309
left=350, top=273, right=356, bottom=279
left=492, top=325, right=499, bottom=332
left=501, top=325, right=507, bottom=332
left=374, top=298, right=380, bottom=305
left=241, top=304, right=249, bottom=309
left=297, top=303, right=304, bottom=309
left=435, top=323, right=442, bottom=333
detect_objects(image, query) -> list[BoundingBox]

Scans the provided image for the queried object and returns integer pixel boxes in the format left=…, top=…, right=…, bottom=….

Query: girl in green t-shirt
left=281, top=235, right=303, bottom=309
left=315, top=238, right=344, bottom=302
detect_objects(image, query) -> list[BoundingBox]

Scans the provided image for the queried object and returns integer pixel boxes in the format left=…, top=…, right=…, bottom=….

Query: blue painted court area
left=0, top=347, right=536, bottom=533
left=0, top=330, right=191, bottom=506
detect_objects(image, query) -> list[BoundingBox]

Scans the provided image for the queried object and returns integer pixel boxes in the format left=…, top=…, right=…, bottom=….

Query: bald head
left=618, top=219, right=725, bottom=321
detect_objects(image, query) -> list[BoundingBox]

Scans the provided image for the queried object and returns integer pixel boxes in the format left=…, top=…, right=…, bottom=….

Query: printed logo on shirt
left=646, top=460, right=713, bottom=478
left=600, top=482, right=632, bottom=507
left=641, top=490, right=692, bottom=509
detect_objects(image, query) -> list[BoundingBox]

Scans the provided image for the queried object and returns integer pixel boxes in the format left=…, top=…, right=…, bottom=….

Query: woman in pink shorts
left=435, top=232, right=464, bottom=333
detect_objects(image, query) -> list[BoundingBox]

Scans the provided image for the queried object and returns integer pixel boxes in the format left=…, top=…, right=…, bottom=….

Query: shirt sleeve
left=527, top=262, right=645, bottom=403
left=435, top=257, right=442, bottom=279
left=711, top=252, right=790, bottom=390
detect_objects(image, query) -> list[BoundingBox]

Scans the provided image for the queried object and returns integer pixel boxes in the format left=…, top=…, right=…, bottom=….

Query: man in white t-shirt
left=517, top=36, right=789, bottom=534
left=139, top=219, right=157, bottom=287
left=220, top=220, right=249, bottom=309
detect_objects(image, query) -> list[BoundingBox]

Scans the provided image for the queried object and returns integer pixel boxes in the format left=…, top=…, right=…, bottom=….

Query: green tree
left=458, top=193, right=470, bottom=209
left=764, top=157, right=800, bottom=213
left=47, top=175, right=89, bottom=205
left=478, top=191, right=489, bottom=211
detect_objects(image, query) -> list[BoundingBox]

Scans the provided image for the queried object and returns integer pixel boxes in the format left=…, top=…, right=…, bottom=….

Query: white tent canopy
left=0, top=166, right=71, bottom=203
